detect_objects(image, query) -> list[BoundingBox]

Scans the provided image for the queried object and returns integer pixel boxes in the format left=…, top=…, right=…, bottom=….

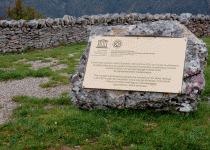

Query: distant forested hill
left=0, top=0, right=210, bottom=19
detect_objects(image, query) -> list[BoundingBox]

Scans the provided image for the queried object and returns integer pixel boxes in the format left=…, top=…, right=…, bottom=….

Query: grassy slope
left=0, top=41, right=87, bottom=87
left=0, top=39, right=209, bottom=150
left=200, top=37, right=210, bottom=101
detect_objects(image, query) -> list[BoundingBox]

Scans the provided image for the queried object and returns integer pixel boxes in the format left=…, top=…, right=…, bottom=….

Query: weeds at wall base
left=0, top=42, right=78, bottom=56
left=0, top=46, right=36, bottom=56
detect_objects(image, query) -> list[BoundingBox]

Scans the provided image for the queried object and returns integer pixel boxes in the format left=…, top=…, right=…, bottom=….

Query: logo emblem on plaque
left=96, top=39, right=108, bottom=48
left=113, top=40, right=122, bottom=48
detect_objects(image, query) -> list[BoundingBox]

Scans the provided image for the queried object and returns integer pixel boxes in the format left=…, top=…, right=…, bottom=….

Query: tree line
left=0, top=0, right=45, bottom=21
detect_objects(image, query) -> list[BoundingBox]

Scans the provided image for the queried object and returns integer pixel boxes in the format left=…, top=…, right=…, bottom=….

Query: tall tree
left=25, top=6, right=37, bottom=21
left=6, top=0, right=25, bottom=20
left=2, top=0, right=45, bottom=21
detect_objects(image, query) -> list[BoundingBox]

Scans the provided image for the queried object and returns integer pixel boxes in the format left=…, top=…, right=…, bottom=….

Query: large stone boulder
left=69, top=20, right=208, bottom=114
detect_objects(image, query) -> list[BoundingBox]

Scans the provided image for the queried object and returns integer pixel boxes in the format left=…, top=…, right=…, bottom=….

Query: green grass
left=39, top=81, right=59, bottom=88
left=0, top=38, right=210, bottom=149
left=199, top=37, right=210, bottom=101
left=61, top=91, right=71, bottom=96
left=41, top=59, right=52, bottom=63
left=39, top=75, right=70, bottom=88
left=0, top=95, right=209, bottom=150
left=0, top=41, right=87, bottom=86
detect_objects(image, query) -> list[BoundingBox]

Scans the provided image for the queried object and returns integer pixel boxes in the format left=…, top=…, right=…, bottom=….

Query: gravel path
left=0, top=56, right=74, bottom=125
left=1, top=75, right=209, bottom=125
left=0, top=77, right=73, bottom=125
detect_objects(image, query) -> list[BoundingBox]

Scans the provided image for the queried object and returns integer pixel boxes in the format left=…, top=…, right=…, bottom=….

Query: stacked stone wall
left=0, top=13, right=210, bottom=53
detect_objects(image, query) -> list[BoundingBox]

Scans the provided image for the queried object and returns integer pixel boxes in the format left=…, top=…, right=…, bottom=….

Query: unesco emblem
left=96, top=39, right=108, bottom=48
left=113, top=40, right=122, bottom=48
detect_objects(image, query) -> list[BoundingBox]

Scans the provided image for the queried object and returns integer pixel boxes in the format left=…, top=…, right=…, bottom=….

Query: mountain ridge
left=0, top=0, right=210, bottom=19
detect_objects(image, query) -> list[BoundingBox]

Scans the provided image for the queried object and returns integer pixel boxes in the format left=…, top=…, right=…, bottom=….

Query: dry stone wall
left=0, top=13, right=210, bottom=53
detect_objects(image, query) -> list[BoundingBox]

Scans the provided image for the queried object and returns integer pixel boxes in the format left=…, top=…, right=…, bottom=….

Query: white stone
left=180, top=103, right=192, bottom=112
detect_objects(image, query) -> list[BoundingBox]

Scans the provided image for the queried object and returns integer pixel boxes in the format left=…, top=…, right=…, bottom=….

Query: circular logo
left=113, top=40, right=122, bottom=48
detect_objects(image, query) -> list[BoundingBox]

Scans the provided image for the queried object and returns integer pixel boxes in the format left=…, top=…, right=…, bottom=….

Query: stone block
left=111, top=13, right=120, bottom=22
left=179, top=13, right=192, bottom=25
left=19, top=19, right=26, bottom=27
left=154, top=14, right=161, bottom=20
left=53, top=18, right=60, bottom=26
left=27, top=20, right=38, bottom=28
left=145, top=13, right=154, bottom=20
left=69, top=20, right=208, bottom=114
left=63, top=15, right=71, bottom=25
left=46, top=17, right=54, bottom=27
left=37, top=19, right=46, bottom=28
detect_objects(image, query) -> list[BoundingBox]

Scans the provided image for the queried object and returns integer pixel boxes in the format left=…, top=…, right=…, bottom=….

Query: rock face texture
left=69, top=20, right=208, bottom=113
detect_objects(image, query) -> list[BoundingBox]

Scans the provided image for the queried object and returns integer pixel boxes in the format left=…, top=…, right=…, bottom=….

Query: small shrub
left=39, top=81, right=59, bottom=88
left=51, top=75, right=69, bottom=85
left=32, top=68, right=53, bottom=77
left=23, top=46, right=35, bottom=53
left=61, top=92, right=70, bottom=96
left=0, top=69, right=26, bottom=81
left=60, top=41, right=68, bottom=47
left=41, top=59, right=52, bottom=63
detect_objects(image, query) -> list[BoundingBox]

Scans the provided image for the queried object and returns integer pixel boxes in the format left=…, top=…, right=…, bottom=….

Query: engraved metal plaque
left=83, top=36, right=187, bottom=93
